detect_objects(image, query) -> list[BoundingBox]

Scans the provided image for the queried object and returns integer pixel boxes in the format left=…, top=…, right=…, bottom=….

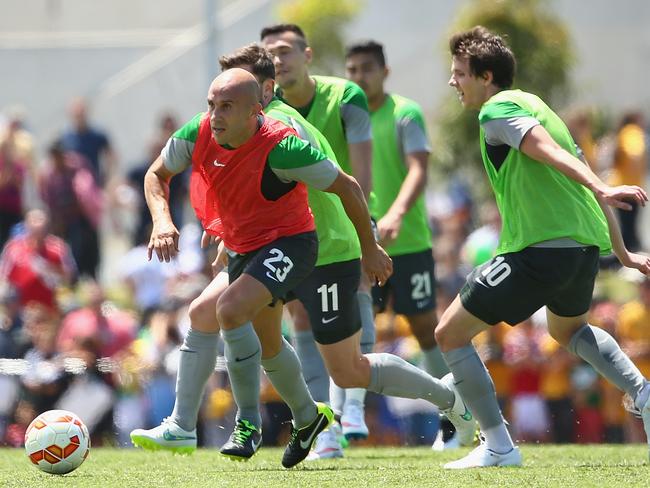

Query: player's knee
left=434, top=322, right=452, bottom=351
left=547, top=322, right=580, bottom=347
left=188, top=296, right=219, bottom=332
left=216, top=297, right=247, bottom=330
left=329, top=357, right=369, bottom=388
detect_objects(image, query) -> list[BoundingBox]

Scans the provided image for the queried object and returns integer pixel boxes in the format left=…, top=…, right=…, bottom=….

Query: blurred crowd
left=0, top=99, right=648, bottom=448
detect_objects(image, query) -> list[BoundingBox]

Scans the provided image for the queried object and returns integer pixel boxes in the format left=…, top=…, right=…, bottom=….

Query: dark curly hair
left=449, top=26, right=515, bottom=89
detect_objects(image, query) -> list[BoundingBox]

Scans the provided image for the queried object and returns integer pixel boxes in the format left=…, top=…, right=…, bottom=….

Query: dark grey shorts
left=293, top=259, right=362, bottom=345
left=372, top=249, right=436, bottom=315
left=460, top=245, right=600, bottom=325
left=227, top=231, right=318, bottom=303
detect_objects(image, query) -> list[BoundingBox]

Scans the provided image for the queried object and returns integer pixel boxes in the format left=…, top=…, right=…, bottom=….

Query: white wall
left=1, top=0, right=648, bottom=165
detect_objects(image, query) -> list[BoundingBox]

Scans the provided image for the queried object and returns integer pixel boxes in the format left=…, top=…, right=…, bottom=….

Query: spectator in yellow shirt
left=610, top=112, right=647, bottom=251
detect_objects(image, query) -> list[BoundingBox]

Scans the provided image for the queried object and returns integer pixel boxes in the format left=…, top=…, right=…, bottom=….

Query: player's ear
left=383, top=65, right=390, bottom=80
left=304, top=46, right=313, bottom=65
left=263, top=79, right=275, bottom=101
left=481, top=70, right=494, bottom=86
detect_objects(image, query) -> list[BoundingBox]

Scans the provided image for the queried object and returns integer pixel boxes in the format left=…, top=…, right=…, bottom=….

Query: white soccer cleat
left=306, top=427, right=344, bottom=460
left=341, top=402, right=369, bottom=441
left=130, top=417, right=197, bottom=455
left=439, top=373, right=478, bottom=447
left=443, top=444, right=522, bottom=469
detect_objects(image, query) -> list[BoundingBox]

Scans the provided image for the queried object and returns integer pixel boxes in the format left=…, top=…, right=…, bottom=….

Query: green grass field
left=1, top=445, right=648, bottom=488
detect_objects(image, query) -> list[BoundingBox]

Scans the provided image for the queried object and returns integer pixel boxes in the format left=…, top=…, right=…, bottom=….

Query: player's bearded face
left=449, top=56, right=485, bottom=110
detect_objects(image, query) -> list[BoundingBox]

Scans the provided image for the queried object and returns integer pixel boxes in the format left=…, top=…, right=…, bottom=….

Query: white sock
left=483, top=424, right=514, bottom=454
left=344, top=388, right=366, bottom=409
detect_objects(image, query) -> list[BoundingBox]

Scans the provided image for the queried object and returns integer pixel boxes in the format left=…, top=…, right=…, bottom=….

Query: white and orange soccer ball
left=24, top=409, right=90, bottom=474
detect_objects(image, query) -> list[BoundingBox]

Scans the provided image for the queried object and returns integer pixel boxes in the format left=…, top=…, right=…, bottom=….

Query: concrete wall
left=1, top=0, right=648, bottom=165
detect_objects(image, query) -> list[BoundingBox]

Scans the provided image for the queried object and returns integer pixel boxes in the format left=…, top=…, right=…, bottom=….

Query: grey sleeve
left=482, top=116, right=540, bottom=149
left=288, top=117, right=320, bottom=148
left=272, top=159, right=339, bottom=190
left=340, top=104, right=372, bottom=144
left=397, top=117, right=431, bottom=155
left=161, top=137, right=194, bottom=173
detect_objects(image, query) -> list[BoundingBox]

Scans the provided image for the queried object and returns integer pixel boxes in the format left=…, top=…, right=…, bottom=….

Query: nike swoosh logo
left=453, top=379, right=464, bottom=386
left=213, top=160, right=226, bottom=167
left=252, top=436, right=262, bottom=451
left=461, top=405, right=473, bottom=422
left=265, top=271, right=278, bottom=282
left=235, top=349, right=260, bottom=362
left=162, top=430, right=196, bottom=441
left=321, top=315, right=339, bottom=324
left=299, top=415, right=327, bottom=449
left=474, top=276, right=489, bottom=288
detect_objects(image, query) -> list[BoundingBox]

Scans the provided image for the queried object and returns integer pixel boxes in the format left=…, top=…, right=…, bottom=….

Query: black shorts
left=372, top=249, right=436, bottom=315
left=293, top=259, right=362, bottom=345
left=460, top=245, right=600, bottom=326
left=227, top=231, right=318, bottom=303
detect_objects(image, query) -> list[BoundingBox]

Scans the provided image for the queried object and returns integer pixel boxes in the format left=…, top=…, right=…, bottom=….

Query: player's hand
left=147, top=220, right=180, bottom=262
left=211, top=239, right=228, bottom=276
left=377, top=212, right=402, bottom=248
left=600, top=185, right=648, bottom=210
left=201, top=230, right=221, bottom=249
left=621, top=252, right=650, bottom=275
left=361, top=243, right=393, bottom=286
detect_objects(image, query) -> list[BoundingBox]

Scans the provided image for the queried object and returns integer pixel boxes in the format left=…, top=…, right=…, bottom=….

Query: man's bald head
left=209, top=68, right=262, bottom=105
left=206, top=68, right=264, bottom=147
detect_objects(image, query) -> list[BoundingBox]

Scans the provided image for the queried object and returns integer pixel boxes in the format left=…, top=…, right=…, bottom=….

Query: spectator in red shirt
left=0, top=209, right=76, bottom=311
left=39, top=139, right=103, bottom=278
left=57, top=280, right=136, bottom=360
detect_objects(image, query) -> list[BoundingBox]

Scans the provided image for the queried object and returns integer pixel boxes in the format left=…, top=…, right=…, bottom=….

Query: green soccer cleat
left=219, top=419, right=262, bottom=461
left=130, top=417, right=197, bottom=455
left=282, top=402, right=334, bottom=468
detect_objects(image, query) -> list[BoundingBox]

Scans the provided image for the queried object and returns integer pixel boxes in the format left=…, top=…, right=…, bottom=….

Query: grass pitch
left=1, top=445, right=648, bottom=488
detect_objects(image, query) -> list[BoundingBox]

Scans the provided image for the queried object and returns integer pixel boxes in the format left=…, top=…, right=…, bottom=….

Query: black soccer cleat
left=281, top=402, right=334, bottom=468
left=219, top=419, right=262, bottom=461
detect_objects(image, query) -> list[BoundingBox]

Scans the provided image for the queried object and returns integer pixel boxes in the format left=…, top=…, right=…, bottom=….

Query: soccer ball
left=24, top=409, right=90, bottom=474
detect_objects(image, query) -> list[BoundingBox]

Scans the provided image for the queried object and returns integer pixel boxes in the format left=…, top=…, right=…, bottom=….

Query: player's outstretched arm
left=144, top=155, right=180, bottom=262
left=324, top=170, right=392, bottom=285
left=520, top=125, right=648, bottom=210
left=596, top=195, right=650, bottom=275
